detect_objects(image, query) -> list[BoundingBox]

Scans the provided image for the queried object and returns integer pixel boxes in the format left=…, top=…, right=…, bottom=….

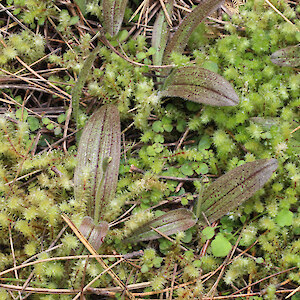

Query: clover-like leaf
left=160, top=66, right=239, bottom=106
left=198, top=159, right=278, bottom=224
left=102, top=0, right=128, bottom=36
left=163, top=0, right=224, bottom=64
left=74, top=105, right=121, bottom=223
left=124, top=208, right=197, bottom=243
left=79, top=216, right=109, bottom=249
left=270, top=44, right=300, bottom=67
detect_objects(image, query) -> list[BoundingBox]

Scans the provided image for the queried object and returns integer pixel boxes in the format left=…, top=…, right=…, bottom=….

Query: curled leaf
left=74, top=105, right=121, bottom=223
left=270, top=44, right=300, bottom=67
left=79, top=216, right=109, bottom=249
left=102, top=0, right=128, bottom=36
left=124, top=208, right=197, bottom=243
left=198, top=159, right=278, bottom=224
left=163, top=0, right=224, bottom=64
left=160, top=66, right=239, bottom=106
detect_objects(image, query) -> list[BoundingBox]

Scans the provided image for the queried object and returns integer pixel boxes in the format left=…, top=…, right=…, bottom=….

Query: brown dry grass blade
left=160, top=66, right=239, bottom=106
left=74, top=105, right=121, bottom=223
left=102, top=0, right=129, bottom=36
left=163, top=0, right=224, bottom=64
left=198, top=159, right=278, bottom=224
left=270, top=44, right=300, bottom=67
left=124, top=208, right=197, bottom=243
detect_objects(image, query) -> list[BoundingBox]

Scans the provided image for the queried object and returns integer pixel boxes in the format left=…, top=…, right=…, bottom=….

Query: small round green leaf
left=275, top=209, right=293, bottom=227
left=211, top=234, right=232, bottom=257
left=28, top=116, right=40, bottom=131
left=202, top=226, right=215, bottom=240
left=180, top=164, right=194, bottom=176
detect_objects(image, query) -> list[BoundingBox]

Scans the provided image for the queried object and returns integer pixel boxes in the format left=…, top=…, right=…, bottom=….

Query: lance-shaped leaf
left=163, top=0, right=224, bottom=64
left=124, top=208, right=197, bottom=243
left=74, top=105, right=121, bottom=223
left=270, top=44, right=300, bottom=67
left=197, top=159, right=278, bottom=224
left=160, top=66, right=239, bottom=106
left=102, top=0, right=128, bottom=36
left=79, top=216, right=109, bottom=249
left=152, top=2, right=174, bottom=67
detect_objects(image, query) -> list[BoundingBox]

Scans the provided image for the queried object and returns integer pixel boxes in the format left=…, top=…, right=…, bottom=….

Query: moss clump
left=0, top=0, right=299, bottom=298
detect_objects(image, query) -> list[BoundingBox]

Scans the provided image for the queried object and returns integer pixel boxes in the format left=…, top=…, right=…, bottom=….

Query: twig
left=264, top=0, right=298, bottom=29
left=8, top=224, right=22, bottom=300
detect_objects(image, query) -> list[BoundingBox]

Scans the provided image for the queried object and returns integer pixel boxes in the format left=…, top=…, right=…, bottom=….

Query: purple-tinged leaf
left=124, top=208, right=197, bottom=243
left=163, top=0, right=224, bottom=64
left=79, top=216, right=109, bottom=249
left=198, top=159, right=278, bottom=224
left=74, top=105, right=121, bottom=223
left=160, top=66, right=239, bottom=106
left=102, top=0, right=128, bottom=36
left=270, top=44, right=300, bottom=67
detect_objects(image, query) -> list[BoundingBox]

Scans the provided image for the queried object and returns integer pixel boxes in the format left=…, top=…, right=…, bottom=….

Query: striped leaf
left=124, top=208, right=197, bottom=243
left=74, top=105, right=121, bottom=223
left=152, top=2, right=174, bottom=67
left=198, top=159, right=278, bottom=224
left=163, top=0, right=224, bottom=64
left=160, top=66, right=239, bottom=106
left=102, top=0, right=128, bottom=36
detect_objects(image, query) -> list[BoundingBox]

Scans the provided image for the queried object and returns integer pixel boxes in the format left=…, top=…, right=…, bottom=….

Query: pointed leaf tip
left=161, top=66, right=239, bottom=106
left=124, top=208, right=197, bottom=243
left=270, top=44, right=300, bottom=67
left=199, top=159, right=278, bottom=224
left=163, top=0, right=224, bottom=64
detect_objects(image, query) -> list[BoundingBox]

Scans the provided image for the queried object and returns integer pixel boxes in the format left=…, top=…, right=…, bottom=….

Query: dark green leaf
left=198, top=159, right=278, bottom=224
left=124, top=208, right=197, bottom=243
left=163, top=0, right=224, bottom=64
left=160, top=66, right=239, bottom=106
left=270, top=44, right=300, bottom=67
left=74, top=105, right=121, bottom=223
left=102, top=0, right=128, bottom=36
left=79, top=216, right=109, bottom=249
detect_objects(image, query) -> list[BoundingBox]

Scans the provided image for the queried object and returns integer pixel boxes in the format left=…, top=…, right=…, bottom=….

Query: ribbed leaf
left=124, top=208, right=197, bottom=243
left=270, top=44, right=300, bottom=67
left=102, top=0, right=128, bottom=36
left=79, top=216, right=109, bottom=249
left=160, top=66, right=239, bottom=106
left=163, top=0, right=224, bottom=64
left=198, top=159, right=278, bottom=224
left=152, top=2, right=174, bottom=66
left=74, top=105, right=121, bottom=223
